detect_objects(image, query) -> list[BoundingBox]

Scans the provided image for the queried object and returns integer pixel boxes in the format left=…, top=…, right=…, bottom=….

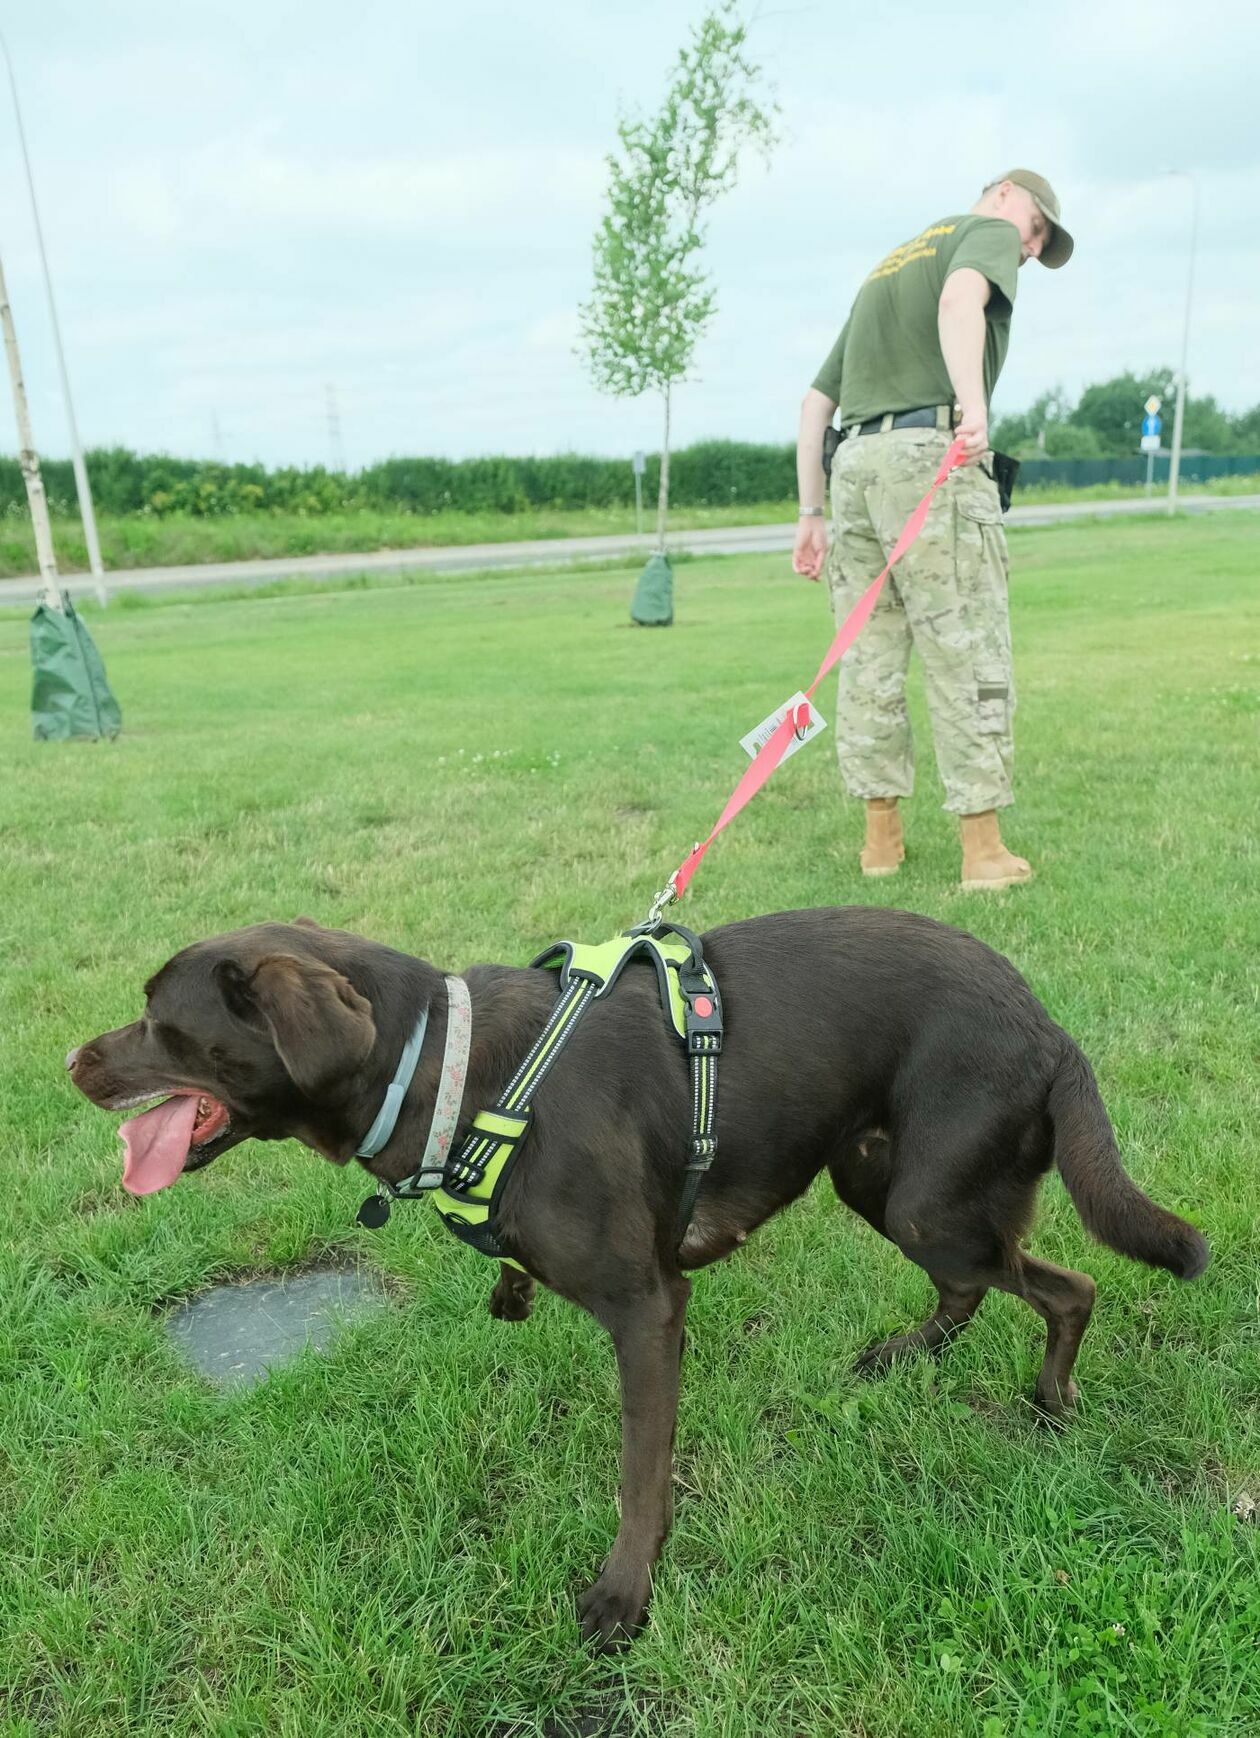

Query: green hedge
left=0, top=441, right=801, bottom=520
left=5, top=440, right=1258, bottom=523
left=1017, top=453, right=1260, bottom=489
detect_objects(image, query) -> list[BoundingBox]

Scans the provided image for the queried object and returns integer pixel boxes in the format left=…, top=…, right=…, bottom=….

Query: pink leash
left=668, top=436, right=966, bottom=901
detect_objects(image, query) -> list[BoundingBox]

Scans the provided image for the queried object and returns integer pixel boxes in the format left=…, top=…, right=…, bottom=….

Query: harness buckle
left=392, top=1165, right=448, bottom=1197
left=678, top=960, right=724, bottom=1053
left=686, top=1134, right=717, bottom=1172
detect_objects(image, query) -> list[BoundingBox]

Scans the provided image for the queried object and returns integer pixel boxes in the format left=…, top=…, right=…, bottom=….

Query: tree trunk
left=0, top=252, right=61, bottom=605
left=655, top=383, right=671, bottom=553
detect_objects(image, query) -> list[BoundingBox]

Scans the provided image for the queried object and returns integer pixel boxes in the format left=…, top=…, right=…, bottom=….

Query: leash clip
left=643, top=862, right=686, bottom=932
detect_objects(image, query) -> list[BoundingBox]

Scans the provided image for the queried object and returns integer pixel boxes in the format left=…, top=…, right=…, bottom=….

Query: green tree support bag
left=30, top=595, right=122, bottom=741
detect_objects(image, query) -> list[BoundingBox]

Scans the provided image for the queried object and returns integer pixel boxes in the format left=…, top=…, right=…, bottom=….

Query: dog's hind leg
left=827, top=1131, right=894, bottom=1237
left=866, top=1180, right=1093, bottom=1414
left=854, top=1274, right=987, bottom=1374
left=990, top=1251, right=1095, bottom=1418
left=576, top=1273, right=691, bottom=1652
left=858, top=1117, right=1060, bottom=1388
left=488, top=1263, right=536, bottom=1321
left=848, top=1148, right=994, bottom=1373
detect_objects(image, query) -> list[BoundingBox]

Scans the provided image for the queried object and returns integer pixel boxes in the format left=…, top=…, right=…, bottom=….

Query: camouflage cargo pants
left=827, top=427, right=1015, bottom=814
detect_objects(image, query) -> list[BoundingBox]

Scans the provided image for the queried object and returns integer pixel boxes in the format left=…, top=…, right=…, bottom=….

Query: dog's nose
left=66, top=1046, right=81, bottom=1072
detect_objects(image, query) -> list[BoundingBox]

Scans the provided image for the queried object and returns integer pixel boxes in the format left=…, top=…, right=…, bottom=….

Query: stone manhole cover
left=166, top=1266, right=390, bottom=1390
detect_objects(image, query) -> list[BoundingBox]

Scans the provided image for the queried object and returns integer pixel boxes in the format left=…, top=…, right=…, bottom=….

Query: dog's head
left=67, top=919, right=396, bottom=1195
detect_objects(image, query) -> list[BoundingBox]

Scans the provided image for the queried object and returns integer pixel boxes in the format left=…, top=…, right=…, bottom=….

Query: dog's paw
left=576, top=1568, right=651, bottom=1653
left=853, top=1335, right=909, bottom=1377
left=1032, top=1377, right=1078, bottom=1426
left=488, top=1285, right=534, bottom=1322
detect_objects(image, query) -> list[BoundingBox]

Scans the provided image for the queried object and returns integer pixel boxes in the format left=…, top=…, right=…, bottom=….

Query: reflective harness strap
left=456, top=976, right=597, bottom=1174
left=430, top=976, right=599, bottom=1264
left=679, top=1043, right=718, bottom=1247
left=668, top=930, right=722, bottom=1247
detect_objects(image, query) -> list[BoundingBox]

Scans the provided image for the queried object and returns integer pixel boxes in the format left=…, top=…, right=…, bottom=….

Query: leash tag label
left=739, top=690, right=825, bottom=763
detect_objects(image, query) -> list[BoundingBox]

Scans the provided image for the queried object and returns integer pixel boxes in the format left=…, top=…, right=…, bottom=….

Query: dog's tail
left=1048, top=1040, right=1209, bottom=1280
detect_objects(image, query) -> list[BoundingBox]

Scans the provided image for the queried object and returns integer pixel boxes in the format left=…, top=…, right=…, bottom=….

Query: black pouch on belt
left=991, top=450, right=1020, bottom=513
left=822, top=424, right=841, bottom=480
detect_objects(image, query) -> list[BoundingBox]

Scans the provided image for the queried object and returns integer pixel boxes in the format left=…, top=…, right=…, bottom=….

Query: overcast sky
left=1, top=0, right=1256, bottom=470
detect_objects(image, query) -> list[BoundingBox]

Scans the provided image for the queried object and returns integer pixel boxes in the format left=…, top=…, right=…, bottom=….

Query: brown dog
left=67, top=907, right=1208, bottom=1649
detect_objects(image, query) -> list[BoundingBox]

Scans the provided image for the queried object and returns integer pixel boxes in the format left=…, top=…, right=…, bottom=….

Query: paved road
left=2, top=492, right=1256, bottom=609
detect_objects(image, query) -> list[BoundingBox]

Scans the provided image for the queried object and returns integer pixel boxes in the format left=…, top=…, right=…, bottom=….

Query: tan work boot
left=860, top=797, right=905, bottom=877
left=959, top=810, right=1033, bottom=891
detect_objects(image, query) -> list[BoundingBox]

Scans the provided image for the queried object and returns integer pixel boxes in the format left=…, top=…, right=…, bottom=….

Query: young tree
left=579, top=2, right=777, bottom=616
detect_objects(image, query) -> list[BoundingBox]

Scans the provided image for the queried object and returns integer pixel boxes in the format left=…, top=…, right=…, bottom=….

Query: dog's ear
left=292, top=915, right=322, bottom=930
left=242, top=953, right=376, bottom=1095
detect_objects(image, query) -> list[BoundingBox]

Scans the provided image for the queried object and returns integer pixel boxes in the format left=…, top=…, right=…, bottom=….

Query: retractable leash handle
left=657, top=436, right=966, bottom=906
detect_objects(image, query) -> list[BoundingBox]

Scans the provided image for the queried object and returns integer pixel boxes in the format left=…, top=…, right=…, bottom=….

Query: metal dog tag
left=357, top=1193, right=391, bottom=1229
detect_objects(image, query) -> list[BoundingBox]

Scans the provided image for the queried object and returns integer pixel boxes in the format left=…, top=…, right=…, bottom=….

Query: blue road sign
left=1142, top=413, right=1162, bottom=437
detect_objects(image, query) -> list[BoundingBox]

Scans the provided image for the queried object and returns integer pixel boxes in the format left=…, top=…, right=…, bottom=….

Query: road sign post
left=1140, top=396, right=1162, bottom=497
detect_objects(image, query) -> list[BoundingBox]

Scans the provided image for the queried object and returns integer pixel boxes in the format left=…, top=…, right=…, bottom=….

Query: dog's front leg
left=578, top=1275, right=690, bottom=1651
left=488, top=1263, right=536, bottom=1321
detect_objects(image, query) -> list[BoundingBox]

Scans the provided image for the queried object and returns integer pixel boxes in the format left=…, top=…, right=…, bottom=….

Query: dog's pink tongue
left=120, top=1095, right=199, bottom=1195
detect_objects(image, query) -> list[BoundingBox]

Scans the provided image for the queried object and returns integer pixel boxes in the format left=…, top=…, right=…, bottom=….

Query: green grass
left=2, top=469, right=1258, bottom=578
left=1, top=515, right=1257, bottom=1736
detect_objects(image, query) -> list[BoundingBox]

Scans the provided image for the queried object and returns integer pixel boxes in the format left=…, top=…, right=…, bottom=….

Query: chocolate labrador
left=67, top=907, right=1209, bottom=1649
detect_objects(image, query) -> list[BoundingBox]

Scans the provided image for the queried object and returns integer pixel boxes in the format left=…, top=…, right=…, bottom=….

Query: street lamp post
left=1165, top=170, right=1199, bottom=517
left=0, top=27, right=107, bottom=604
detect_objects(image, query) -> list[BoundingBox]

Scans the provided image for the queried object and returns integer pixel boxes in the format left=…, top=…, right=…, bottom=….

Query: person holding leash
left=793, top=170, right=1073, bottom=890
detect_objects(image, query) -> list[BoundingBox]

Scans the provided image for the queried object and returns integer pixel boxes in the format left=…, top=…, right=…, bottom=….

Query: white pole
left=0, top=28, right=107, bottom=604
left=1166, top=171, right=1198, bottom=517
left=0, top=247, right=62, bottom=607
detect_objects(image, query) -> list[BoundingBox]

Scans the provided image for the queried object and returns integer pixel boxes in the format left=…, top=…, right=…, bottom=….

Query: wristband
left=799, top=507, right=824, bottom=517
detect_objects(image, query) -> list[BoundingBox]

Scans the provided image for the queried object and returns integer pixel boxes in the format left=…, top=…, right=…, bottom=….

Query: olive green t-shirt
left=812, top=214, right=1021, bottom=422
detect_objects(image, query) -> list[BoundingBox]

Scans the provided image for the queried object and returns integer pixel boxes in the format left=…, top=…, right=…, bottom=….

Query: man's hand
left=792, top=517, right=828, bottom=581
left=794, top=389, right=837, bottom=578
left=955, top=402, right=989, bottom=466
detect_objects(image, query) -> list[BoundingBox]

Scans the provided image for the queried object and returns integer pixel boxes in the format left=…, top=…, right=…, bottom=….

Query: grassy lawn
left=1, top=514, right=1257, bottom=1736
left=1, top=470, right=1258, bottom=578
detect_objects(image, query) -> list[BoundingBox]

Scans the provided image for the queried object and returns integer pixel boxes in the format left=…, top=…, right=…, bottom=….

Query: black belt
left=842, top=405, right=953, bottom=440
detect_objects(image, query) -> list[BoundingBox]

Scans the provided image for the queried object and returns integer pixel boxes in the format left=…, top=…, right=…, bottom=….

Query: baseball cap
left=999, top=168, right=1073, bottom=268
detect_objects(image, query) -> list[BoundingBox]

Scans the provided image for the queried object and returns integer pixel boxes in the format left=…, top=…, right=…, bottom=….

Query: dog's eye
left=155, top=1022, right=200, bottom=1064
left=215, top=962, right=256, bottom=1020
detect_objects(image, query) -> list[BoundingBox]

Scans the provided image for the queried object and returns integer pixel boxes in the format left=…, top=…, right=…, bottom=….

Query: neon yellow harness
left=428, top=925, right=723, bottom=1267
